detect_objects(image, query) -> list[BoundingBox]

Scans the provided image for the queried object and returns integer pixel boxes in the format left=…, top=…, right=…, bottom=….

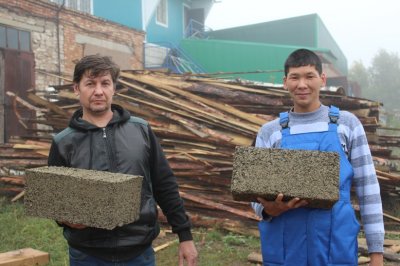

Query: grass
left=0, top=196, right=260, bottom=265
left=156, top=229, right=260, bottom=266
left=0, top=197, right=69, bottom=265
left=2, top=195, right=400, bottom=265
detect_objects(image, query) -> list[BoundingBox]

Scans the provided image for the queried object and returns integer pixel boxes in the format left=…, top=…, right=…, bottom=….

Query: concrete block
left=25, top=166, right=143, bottom=230
left=231, top=146, right=340, bottom=209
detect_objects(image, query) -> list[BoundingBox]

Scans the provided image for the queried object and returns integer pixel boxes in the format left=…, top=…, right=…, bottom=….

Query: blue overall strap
left=279, top=111, right=290, bottom=135
left=328, top=105, right=340, bottom=132
left=328, top=105, right=340, bottom=124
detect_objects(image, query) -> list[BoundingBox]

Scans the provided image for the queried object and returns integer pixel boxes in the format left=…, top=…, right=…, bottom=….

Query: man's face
left=74, top=71, right=115, bottom=115
left=283, top=65, right=326, bottom=113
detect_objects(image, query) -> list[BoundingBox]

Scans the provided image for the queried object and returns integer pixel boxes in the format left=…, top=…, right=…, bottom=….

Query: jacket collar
left=69, top=104, right=131, bottom=130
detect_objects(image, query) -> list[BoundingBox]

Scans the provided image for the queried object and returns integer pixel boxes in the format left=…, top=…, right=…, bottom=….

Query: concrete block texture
left=231, top=146, right=340, bottom=209
left=25, top=166, right=143, bottom=230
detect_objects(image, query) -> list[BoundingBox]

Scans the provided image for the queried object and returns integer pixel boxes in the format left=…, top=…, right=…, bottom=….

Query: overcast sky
left=205, top=0, right=400, bottom=68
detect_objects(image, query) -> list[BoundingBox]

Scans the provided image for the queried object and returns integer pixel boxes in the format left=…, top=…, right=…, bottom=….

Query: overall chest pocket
left=283, top=141, right=319, bottom=151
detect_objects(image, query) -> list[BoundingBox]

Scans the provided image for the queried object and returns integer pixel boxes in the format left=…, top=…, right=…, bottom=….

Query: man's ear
left=73, top=84, right=80, bottom=96
left=320, top=73, right=327, bottom=87
left=283, top=76, right=288, bottom=90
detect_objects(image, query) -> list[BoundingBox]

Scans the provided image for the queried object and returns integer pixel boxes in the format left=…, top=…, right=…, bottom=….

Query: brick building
left=0, top=0, right=145, bottom=143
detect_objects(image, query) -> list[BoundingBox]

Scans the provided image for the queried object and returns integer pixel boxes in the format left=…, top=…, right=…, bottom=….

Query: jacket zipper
left=102, top=127, right=118, bottom=256
left=102, top=127, right=117, bottom=172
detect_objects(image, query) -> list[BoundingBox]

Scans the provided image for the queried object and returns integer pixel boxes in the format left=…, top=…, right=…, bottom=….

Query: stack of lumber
left=0, top=139, right=49, bottom=199
left=1, top=70, right=400, bottom=230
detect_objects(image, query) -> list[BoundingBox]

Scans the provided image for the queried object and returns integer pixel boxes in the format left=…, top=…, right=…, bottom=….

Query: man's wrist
left=262, top=210, right=273, bottom=221
left=177, top=230, right=193, bottom=242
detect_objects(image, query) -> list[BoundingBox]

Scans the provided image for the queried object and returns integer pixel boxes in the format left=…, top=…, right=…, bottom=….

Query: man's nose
left=298, top=77, right=308, bottom=88
left=93, top=84, right=104, bottom=94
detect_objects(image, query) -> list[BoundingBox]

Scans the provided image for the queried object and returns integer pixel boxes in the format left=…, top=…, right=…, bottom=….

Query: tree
left=349, top=49, right=400, bottom=128
left=349, top=49, right=400, bottom=111
left=348, top=60, right=370, bottom=97
left=369, top=49, right=400, bottom=111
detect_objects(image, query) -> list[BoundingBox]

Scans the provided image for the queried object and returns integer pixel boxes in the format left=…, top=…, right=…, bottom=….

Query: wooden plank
left=154, top=240, right=177, bottom=252
left=384, top=212, right=400, bottom=223
left=0, top=177, right=25, bottom=185
left=27, top=93, right=69, bottom=117
left=0, top=248, right=49, bottom=266
left=359, top=245, right=400, bottom=262
left=179, top=191, right=260, bottom=221
left=247, top=252, right=263, bottom=264
left=118, top=79, right=258, bottom=135
left=5, top=91, right=46, bottom=113
left=376, top=170, right=400, bottom=181
left=358, top=256, right=370, bottom=264
left=120, top=72, right=265, bottom=127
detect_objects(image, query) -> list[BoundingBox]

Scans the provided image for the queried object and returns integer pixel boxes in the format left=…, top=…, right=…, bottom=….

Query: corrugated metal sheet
left=180, top=39, right=297, bottom=83
left=207, top=14, right=348, bottom=76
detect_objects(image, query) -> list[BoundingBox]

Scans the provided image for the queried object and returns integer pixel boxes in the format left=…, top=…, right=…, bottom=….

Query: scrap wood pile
left=1, top=70, right=400, bottom=233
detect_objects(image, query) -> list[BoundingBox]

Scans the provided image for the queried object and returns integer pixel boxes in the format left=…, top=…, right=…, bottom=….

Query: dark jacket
left=48, top=104, right=192, bottom=262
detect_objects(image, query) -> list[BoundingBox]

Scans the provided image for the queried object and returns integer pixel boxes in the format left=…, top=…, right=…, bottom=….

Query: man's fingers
left=294, top=200, right=308, bottom=208
left=287, top=197, right=300, bottom=208
left=275, top=193, right=284, bottom=202
left=256, top=197, right=267, bottom=205
left=285, top=197, right=309, bottom=209
left=288, top=198, right=308, bottom=208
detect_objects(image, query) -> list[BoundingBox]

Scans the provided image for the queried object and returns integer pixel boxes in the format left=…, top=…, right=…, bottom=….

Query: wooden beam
left=0, top=248, right=49, bottom=266
left=179, top=191, right=260, bottom=221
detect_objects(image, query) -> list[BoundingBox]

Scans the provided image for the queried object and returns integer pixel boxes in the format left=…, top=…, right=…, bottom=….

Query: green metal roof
left=180, top=38, right=331, bottom=83
left=201, top=14, right=348, bottom=77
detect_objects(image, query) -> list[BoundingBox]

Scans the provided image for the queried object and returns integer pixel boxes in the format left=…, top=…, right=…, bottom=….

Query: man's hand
left=369, top=252, right=383, bottom=266
left=59, top=221, right=87, bottom=229
left=178, top=240, right=198, bottom=266
left=257, top=193, right=308, bottom=217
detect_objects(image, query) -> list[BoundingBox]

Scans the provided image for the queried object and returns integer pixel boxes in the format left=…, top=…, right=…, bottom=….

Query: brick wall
left=0, top=0, right=145, bottom=91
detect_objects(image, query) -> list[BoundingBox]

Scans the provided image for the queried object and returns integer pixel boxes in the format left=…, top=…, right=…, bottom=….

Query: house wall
left=146, top=0, right=184, bottom=46
left=208, top=14, right=348, bottom=76
left=94, top=0, right=142, bottom=31
left=0, top=0, right=145, bottom=91
left=180, top=39, right=290, bottom=83
left=315, top=16, right=348, bottom=75
left=209, top=14, right=318, bottom=47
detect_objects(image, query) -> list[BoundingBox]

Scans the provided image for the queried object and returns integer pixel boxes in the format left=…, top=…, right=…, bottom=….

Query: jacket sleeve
left=348, top=117, right=384, bottom=253
left=148, top=125, right=193, bottom=242
left=47, top=139, right=67, bottom=166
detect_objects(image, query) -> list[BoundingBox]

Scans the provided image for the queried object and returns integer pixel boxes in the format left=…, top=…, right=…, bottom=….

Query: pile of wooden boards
left=1, top=70, right=400, bottom=232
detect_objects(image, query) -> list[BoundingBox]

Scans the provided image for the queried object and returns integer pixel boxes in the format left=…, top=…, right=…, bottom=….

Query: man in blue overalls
left=252, top=49, right=384, bottom=266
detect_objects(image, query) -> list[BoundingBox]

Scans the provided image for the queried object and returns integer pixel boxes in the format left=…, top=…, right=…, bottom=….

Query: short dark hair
left=73, top=54, right=120, bottom=85
left=284, top=49, right=322, bottom=76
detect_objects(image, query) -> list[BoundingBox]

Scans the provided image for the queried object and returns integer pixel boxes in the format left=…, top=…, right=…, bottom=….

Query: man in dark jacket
left=48, top=54, right=198, bottom=266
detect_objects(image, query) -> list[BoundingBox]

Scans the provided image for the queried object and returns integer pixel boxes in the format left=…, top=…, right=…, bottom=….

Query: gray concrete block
left=231, top=146, right=340, bottom=209
left=25, top=166, right=143, bottom=230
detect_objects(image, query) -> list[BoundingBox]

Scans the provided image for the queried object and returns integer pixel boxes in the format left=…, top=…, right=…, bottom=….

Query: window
left=0, top=24, right=31, bottom=51
left=0, top=26, right=6, bottom=48
left=50, top=0, right=93, bottom=14
left=6, top=28, right=18, bottom=50
left=69, top=0, right=79, bottom=10
left=156, top=0, right=168, bottom=26
left=19, top=31, right=31, bottom=51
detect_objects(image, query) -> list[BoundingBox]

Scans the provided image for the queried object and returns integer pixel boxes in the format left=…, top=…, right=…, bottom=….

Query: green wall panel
left=180, top=39, right=305, bottom=83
